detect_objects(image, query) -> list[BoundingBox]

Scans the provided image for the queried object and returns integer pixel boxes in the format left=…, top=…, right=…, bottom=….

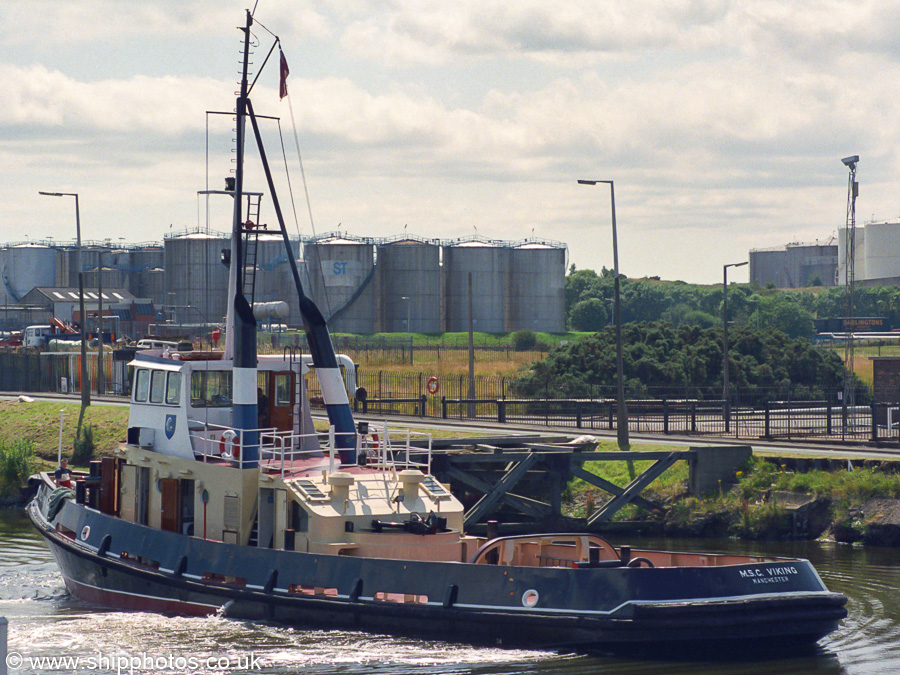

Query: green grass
left=564, top=441, right=690, bottom=519
left=0, top=401, right=128, bottom=469
left=737, top=458, right=900, bottom=507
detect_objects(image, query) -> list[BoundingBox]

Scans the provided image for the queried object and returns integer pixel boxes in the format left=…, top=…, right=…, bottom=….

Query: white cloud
left=4, top=1, right=900, bottom=284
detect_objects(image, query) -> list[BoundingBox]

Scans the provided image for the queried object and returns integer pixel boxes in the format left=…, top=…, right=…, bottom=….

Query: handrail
left=188, top=418, right=434, bottom=478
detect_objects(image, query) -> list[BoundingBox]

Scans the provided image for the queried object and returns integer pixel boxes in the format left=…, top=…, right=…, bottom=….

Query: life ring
left=219, top=431, right=240, bottom=459
left=426, top=376, right=440, bottom=395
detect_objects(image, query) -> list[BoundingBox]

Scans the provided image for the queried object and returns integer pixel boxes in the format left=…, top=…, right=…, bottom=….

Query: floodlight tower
left=842, top=154, right=859, bottom=413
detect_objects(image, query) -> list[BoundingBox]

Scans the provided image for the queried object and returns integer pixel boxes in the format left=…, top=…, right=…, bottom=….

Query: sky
left=2, top=0, right=899, bottom=285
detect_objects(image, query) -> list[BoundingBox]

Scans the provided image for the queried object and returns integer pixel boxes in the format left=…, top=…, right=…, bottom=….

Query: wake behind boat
left=27, top=8, right=846, bottom=654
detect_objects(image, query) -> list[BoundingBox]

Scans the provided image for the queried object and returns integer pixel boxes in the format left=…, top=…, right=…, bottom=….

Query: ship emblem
left=165, top=414, right=177, bottom=439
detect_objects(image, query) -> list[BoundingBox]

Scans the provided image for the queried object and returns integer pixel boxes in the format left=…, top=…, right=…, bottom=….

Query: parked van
left=136, top=339, right=192, bottom=351
left=24, top=326, right=52, bottom=348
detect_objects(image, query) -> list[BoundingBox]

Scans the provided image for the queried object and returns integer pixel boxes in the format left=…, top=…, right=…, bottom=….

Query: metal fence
left=2, top=351, right=895, bottom=445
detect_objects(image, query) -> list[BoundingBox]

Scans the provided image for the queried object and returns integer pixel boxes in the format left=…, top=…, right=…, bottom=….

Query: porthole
left=522, top=589, right=539, bottom=607
left=80, top=526, right=90, bottom=541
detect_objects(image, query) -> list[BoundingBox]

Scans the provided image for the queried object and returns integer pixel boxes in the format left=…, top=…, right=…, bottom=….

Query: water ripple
left=4, top=513, right=900, bottom=675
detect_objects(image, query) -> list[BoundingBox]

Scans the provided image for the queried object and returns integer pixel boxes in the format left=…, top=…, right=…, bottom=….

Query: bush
left=511, top=330, right=537, bottom=351
left=73, top=424, right=95, bottom=466
left=0, top=438, right=35, bottom=497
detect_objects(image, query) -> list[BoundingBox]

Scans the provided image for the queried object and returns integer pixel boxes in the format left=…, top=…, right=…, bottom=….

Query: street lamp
left=578, top=179, right=629, bottom=451
left=40, top=191, right=91, bottom=416
left=722, top=260, right=748, bottom=431
left=841, top=155, right=859, bottom=413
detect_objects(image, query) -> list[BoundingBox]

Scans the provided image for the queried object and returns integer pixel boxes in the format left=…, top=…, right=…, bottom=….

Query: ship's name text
left=739, top=566, right=798, bottom=584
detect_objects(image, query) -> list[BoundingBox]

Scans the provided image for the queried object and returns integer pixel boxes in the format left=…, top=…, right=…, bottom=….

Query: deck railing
left=187, top=420, right=433, bottom=478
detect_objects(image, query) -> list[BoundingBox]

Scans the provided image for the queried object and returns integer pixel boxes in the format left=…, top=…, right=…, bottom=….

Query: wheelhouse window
left=134, top=369, right=150, bottom=402
left=190, top=370, right=232, bottom=407
left=165, top=372, right=182, bottom=405
left=149, top=370, right=166, bottom=404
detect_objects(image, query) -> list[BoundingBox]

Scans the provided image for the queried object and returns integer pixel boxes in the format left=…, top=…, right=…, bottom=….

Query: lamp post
left=96, top=250, right=105, bottom=396
left=722, top=261, right=748, bottom=432
left=40, top=192, right=91, bottom=418
left=578, top=179, right=629, bottom=451
left=841, top=155, right=859, bottom=415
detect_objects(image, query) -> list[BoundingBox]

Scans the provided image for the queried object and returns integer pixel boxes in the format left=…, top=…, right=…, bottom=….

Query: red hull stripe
left=64, top=576, right=221, bottom=616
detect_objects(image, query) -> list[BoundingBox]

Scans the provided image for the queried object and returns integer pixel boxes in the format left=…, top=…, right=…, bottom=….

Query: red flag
left=279, top=50, right=290, bottom=99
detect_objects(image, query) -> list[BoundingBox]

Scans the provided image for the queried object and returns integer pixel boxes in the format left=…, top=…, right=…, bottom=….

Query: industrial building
left=748, top=240, right=838, bottom=288
left=838, top=220, right=900, bottom=287
left=0, top=230, right=567, bottom=336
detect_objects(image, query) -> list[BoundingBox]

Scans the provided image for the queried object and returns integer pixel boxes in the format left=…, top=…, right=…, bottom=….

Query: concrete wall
left=688, top=445, right=752, bottom=496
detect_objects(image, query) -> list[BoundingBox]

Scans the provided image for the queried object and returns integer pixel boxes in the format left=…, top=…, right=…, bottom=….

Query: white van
left=136, top=339, right=192, bottom=351
left=24, top=325, right=52, bottom=348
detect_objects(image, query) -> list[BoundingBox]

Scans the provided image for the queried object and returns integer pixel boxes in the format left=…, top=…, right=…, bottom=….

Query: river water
left=1, top=508, right=898, bottom=675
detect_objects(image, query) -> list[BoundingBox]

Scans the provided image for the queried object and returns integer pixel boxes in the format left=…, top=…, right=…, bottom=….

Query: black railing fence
left=1, top=350, right=891, bottom=444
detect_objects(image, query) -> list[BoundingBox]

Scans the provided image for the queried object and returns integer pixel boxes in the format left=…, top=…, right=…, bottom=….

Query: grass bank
left=0, top=401, right=128, bottom=469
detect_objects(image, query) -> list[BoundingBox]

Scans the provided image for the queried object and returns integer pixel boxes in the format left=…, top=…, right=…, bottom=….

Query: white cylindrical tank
left=164, top=230, right=230, bottom=326
left=837, top=226, right=866, bottom=284
left=253, top=301, right=289, bottom=320
left=0, top=244, right=57, bottom=301
left=376, top=239, right=442, bottom=333
left=304, top=236, right=375, bottom=333
left=443, top=241, right=510, bottom=333
left=509, top=243, right=566, bottom=332
left=862, top=221, right=900, bottom=281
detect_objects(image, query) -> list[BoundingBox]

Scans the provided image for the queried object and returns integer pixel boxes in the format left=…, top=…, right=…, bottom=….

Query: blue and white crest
left=165, top=414, right=177, bottom=439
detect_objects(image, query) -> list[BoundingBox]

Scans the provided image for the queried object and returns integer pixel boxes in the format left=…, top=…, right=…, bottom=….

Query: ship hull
left=28, top=486, right=846, bottom=653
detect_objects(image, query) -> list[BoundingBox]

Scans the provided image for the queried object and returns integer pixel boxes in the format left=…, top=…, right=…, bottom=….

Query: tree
left=570, top=298, right=609, bottom=331
left=510, top=322, right=847, bottom=403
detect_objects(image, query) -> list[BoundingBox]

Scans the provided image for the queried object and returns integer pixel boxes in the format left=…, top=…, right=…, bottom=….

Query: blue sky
left=3, top=1, right=897, bottom=284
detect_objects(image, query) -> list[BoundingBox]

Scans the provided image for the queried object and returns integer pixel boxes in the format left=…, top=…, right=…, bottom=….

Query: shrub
left=0, top=438, right=35, bottom=497
left=511, top=330, right=537, bottom=351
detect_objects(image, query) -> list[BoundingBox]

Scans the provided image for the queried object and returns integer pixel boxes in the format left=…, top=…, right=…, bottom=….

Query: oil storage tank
left=442, top=238, right=511, bottom=333
left=375, top=237, right=441, bottom=333
left=509, top=241, right=566, bottom=332
left=250, top=233, right=302, bottom=326
left=304, top=234, right=375, bottom=333
left=164, top=229, right=230, bottom=327
left=0, top=243, right=57, bottom=302
left=861, top=221, right=900, bottom=282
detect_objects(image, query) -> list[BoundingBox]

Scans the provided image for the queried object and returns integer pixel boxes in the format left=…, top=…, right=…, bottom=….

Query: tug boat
left=28, top=9, right=846, bottom=653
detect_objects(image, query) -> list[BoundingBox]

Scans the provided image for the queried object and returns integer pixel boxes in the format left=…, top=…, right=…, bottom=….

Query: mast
left=230, top=9, right=259, bottom=469
left=224, top=9, right=357, bottom=464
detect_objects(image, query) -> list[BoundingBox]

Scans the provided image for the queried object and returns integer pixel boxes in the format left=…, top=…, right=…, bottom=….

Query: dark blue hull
left=28, top=488, right=846, bottom=652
